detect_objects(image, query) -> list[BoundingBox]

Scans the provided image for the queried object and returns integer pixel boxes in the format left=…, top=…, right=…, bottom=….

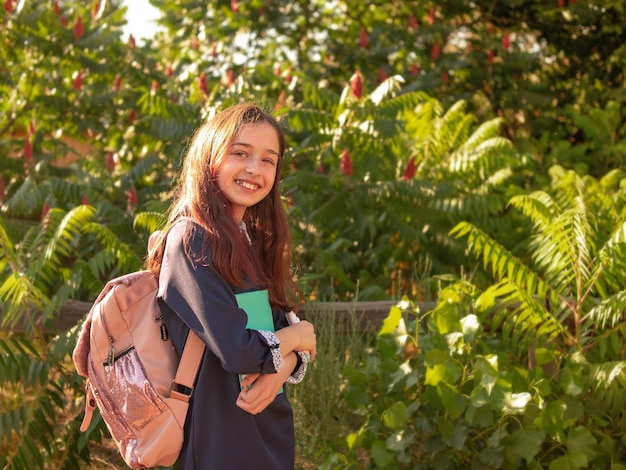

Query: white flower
left=460, top=314, right=480, bottom=335
left=446, top=332, right=464, bottom=355
left=504, top=392, right=532, bottom=413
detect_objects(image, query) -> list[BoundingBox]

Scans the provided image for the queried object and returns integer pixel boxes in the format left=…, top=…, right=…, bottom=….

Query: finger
left=237, top=391, right=271, bottom=415
left=239, top=383, right=268, bottom=406
left=237, top=388, right=265, bottom=410
left=236, top=395, right=259, bottom=414
left=240, top=372, right=260, bottom=389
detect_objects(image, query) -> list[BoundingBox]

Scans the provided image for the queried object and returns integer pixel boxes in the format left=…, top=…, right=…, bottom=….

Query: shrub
left=326, top=283, right=625, bottom=469
left=326, top=169, right=626, bottom=468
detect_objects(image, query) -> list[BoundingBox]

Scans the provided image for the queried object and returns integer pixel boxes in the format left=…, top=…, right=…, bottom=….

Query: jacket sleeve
left=157, top=221, right=282, bottom=376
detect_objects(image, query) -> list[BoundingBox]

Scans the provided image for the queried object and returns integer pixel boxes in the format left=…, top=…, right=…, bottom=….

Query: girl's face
left=216, top=122, right=280, bottom=222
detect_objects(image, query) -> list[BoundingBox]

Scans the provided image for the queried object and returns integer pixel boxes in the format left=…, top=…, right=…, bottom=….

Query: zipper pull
left=107, top=336, right=115, bottom=364
left=101, top=312, right=115, bottom=364
left=156, top=313, right=169, bottom=341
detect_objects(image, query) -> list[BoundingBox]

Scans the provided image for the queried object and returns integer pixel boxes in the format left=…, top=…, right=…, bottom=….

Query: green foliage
left=0, top=327, right=89, bottom=470
left=327, top=170, right=626, bottom=468
left=0, top=202, right=136, bottom=468
left=331, top=297, right=419, bottom=469
left=0, top=206, right=99, bottom=333
left=147, top=0, right=626, bottom=179
left=451, top=167, right=626, bottom=353
left=3, top=0, right=625, bottom=301
left=2, top=1, right=626, bottom=468
left=329, top=281, right=625, bottom=469
left=286, top=87, right=521, bottom=300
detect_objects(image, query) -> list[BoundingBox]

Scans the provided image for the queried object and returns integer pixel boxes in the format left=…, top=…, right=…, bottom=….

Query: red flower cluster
left=341, top=149, right=353, bottom=176
left=198, top=72, right=209, bottom=95
left=350, top=71, right=363, bottom=99
left=402, top=156, right=416, bottom=180
left=502, top=30, right=510, bottom=50
left=359, top=28, right=368, bottom=49
left=74, top=16, right=84, bottom=39
left=127, top=187, right=138, bottom=211
left=73, top=71, right=83, bottom=90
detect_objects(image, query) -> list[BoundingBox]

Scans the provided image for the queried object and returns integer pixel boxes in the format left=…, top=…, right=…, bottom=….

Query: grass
left=291, top=303, right=375, bottom=468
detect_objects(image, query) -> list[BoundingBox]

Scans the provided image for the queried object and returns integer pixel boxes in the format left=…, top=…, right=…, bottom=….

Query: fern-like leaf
left=586, top=291, right=626, bottom=329
left=451, top=221, right=548, bottom=298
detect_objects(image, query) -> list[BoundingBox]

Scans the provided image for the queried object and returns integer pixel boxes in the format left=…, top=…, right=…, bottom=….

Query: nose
left=245, top=160, right=260, bottom=175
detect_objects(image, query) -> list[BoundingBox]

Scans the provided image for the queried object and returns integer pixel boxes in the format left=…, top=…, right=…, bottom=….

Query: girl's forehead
left=233, top=122, right=279, bottom=144
left=236, top=121, right=269, bottom=134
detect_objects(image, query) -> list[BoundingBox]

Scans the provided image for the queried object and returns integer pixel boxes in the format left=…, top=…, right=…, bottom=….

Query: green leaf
left=425, top=361, right=462, bottom=386
left=465, top=404, right=495, bottom=427
left=379, top=305, right=403, bottom=335
left=502, top=392, right=532, bottom=414
left=436, top=382, right=468, bottom=420
left=473, top=355, right=499, bottom=395
left=346, top=428, right=365, bottom=451
left=371, top=440, right=393, bottom=467
left=560, top=368, right=584, bottom=396
left=534, top=347, right=556, bottom=366
left=535, top=400, right=566, bottom=438
left=470, top=385, right=490, bottom=408
left=506, top=427, right=546, bottom=464
left=432, top=302, right=462, bottom=335
left=424, top=348, right=450, bottom=365
left=479, top=447, right=505, bottom=467
left=548, top=453, right=589, bottom=470
left=488, top=426, right=509, bottom=448
left=486, top=377, right=512, bottom=411
left=474, top=285, right=498, bottom=312
left=565, top=427, right=598, bottom=463
left=382, top=402, right=409, bottom=430
left=385, top=430, right=415, bottom=452
left=444, top=420, right=468, bottom=450
left=562, top=397, right=584, bottom=424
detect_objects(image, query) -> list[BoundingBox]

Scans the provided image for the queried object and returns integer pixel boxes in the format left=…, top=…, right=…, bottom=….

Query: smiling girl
left=145, top=103, right=316, bottom=469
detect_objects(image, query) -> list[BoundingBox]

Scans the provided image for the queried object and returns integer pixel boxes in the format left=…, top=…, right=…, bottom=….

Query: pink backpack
left=72, top=270, right=204, bottom=469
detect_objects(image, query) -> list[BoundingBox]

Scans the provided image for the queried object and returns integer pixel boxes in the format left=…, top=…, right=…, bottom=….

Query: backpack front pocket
left=92, top=347, right=167, bottom=430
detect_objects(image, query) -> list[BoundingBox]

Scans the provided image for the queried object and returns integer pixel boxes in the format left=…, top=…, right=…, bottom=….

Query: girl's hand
left=275, top=320, right=316, bottom=361
left=235, top=352, right=297, bottom=414
left=238, top=372, right=260, bottom=391
left=286, top=311, right=312, bottom=361
left=290, top=321, right=317, bottom=362
left=236, top=372, right=285, bottom=414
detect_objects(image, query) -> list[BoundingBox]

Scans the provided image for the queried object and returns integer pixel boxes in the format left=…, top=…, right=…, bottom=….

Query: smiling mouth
left=236, top=180, right=259, bottom=190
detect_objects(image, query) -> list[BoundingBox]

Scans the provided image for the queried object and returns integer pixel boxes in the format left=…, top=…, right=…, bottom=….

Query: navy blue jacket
left=157, top=220, right=295, bottom=469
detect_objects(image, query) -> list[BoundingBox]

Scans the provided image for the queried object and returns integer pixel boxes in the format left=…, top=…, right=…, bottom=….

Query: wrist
left=275, top=325, right=300, bottom=357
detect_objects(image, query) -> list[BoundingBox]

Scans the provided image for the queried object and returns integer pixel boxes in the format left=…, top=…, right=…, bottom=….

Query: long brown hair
left=146, top=103, right=296, bottom=312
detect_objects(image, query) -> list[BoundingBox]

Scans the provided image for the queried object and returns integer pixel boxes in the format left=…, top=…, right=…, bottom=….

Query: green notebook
left=235, top=289, right=283, bottom=394
left=235, top=290, right=274, bottom=331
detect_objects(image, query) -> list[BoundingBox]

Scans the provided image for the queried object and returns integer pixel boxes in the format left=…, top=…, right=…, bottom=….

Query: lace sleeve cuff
left=258, top=330, right=284, bottom=372
left=287, top=351, right=309, bottom=384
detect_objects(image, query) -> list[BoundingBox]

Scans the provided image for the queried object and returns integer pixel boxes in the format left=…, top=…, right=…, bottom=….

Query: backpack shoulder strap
left=170, top=331, right=205, bottom=402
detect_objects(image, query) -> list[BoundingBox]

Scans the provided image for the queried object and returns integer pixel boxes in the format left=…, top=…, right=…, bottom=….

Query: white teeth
left=237, top=180, right=258, bottom=190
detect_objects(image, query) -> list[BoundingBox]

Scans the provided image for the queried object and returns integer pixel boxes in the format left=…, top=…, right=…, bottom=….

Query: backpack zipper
left=100, top=295, right=168, bottom=365
left=100, top=311, right=116, bottom=365
left=155, top=313, right=169, bottom=341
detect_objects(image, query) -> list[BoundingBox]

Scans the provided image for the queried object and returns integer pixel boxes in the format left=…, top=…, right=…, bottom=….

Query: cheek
left=213, top=161, right=232, bottom=188
left=214, top=171, right=228, bottom=192
left=264, top=170, right=277, bottom=190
